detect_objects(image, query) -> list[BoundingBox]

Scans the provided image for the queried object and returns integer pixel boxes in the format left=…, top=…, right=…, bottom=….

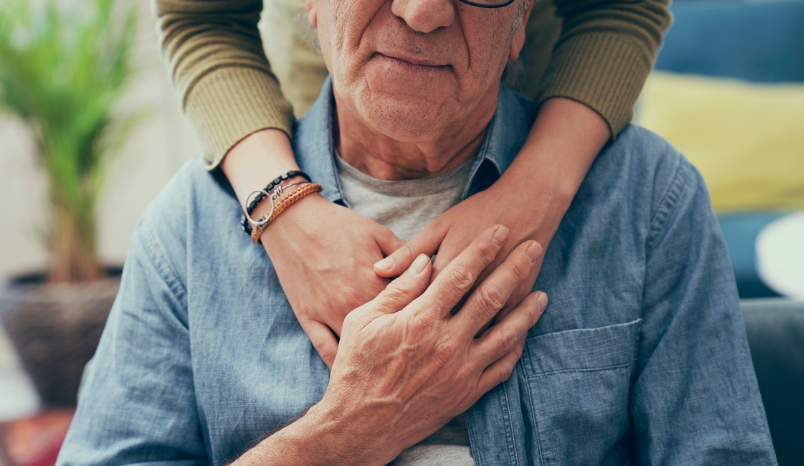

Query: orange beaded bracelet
left=251, top=183, right=323, bottom=244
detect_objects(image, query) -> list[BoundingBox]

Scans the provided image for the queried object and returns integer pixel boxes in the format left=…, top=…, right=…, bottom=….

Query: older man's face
left=308, top=0, right=527, bottom=141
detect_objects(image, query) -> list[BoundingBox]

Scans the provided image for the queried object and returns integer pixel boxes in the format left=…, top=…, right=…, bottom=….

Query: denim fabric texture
left=58, top=78, right=777, bottom=465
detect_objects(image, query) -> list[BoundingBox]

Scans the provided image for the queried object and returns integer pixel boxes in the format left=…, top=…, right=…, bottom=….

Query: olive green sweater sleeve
left=534, top=0, right=672, bottom=137
left=154, top=0, right=670, bottom=169
left=153, top=0, right=294, bottom=169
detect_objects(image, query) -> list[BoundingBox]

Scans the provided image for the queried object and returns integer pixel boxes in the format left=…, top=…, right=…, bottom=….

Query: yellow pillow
left=635, top=72, right=804, bottom=212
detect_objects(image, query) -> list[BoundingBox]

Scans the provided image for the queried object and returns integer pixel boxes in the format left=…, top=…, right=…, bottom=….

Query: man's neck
left=333, top=87, right=498, bottom=181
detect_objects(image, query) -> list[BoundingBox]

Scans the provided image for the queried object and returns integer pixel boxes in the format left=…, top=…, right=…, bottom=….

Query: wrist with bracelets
left=240, top=170, right=311, bottom=234
left=250, top=182, right=322, bottom=244
left=239, top=170, right=321, bottom=243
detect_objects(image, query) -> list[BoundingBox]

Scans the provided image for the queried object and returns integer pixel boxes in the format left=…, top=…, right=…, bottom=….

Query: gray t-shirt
left=336, top=154, right=473, bottom=243
left=336, top=154, right=476, bottom=465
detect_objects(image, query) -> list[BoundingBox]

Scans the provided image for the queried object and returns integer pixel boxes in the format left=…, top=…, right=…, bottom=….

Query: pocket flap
left=524, top=319, right=642, bottom=377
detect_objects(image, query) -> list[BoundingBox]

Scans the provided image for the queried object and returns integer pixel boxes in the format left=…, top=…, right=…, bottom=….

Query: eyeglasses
left=457, top=0, right=516, bottom=8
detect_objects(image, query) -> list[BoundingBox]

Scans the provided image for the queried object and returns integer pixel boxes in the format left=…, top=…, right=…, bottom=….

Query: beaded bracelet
left=251, top=183, right=323, bottom=244
left=240, top=170, right=311, bottom=234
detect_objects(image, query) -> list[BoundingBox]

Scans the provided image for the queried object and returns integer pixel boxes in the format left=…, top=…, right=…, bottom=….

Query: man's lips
left=375, top=52, right=450, bottom=70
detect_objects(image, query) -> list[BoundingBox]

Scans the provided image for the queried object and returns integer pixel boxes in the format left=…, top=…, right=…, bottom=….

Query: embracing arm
left=376, top=0, right=672, bottom=321
left=154, top=0, right=673, bottom=368
left=153, top=0, right=294, bottom=169
left=525, top=0, right=672, bottom=137
left=154, top=0, right=405, bottom=367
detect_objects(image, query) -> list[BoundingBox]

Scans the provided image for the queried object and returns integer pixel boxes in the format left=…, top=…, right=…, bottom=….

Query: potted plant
left=0, top=0, right=145, bottom=406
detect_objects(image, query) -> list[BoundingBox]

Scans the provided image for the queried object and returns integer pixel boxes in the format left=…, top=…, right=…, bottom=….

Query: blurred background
left=0, top=0, right=802, bottom=465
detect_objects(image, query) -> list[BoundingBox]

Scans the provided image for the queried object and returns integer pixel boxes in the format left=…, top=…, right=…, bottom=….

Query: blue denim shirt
left=58, top=79, right=776, bottom=465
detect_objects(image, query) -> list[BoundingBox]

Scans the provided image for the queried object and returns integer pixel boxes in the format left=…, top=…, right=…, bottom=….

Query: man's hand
left=234, top=225, right=547, bottom=465
left=319, top=225, right=546, bottom=462
left=260, top=194, right=403, bottom=367
left=373, top=98, right=610, bottom=326
left=373, top=182, right=549, bottom=328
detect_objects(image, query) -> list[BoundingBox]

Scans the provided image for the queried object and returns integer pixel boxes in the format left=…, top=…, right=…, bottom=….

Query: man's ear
left=306, top=0, right=318, bottom=27
left=508, top=0, right=534, bottom=61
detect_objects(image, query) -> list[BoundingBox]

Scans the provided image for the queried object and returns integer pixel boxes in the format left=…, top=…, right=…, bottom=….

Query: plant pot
left=0, top=268, right=121, bottom=407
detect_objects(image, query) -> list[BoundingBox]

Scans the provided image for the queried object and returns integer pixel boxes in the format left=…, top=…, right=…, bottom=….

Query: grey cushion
left=742, top=298, right=804, bottom=465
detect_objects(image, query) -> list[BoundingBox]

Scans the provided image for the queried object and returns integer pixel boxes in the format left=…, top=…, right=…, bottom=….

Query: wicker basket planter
left=0, top=268, right=121, bottom=407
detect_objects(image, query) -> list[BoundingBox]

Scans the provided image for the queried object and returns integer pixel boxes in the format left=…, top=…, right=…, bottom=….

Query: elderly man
left=59, top=0, right=776, bottom=464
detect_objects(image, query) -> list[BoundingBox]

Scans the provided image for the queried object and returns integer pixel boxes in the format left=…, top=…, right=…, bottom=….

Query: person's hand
left=234, top=225, right=546, bottom=465
left=315, top=225, right=548, bottom=464
left=260, top=193, right=404, bottom=368
left=222, top=129, right=404, bottom=369
left=373, top=180, right=550, bottom=328
left=373, top=98, right=610, bottom=326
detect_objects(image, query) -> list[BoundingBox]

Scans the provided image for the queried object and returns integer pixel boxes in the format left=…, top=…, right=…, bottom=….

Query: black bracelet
left=240, top=170, right=311, bottom=234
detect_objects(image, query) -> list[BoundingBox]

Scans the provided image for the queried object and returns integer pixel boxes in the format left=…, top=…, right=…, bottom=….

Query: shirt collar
left=293, top=76, right=535, bottom=203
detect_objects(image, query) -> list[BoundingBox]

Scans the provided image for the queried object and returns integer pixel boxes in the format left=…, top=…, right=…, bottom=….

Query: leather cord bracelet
left=240, top=170, right=311, bottom=234
left=251, top=183, right=323, bottom=244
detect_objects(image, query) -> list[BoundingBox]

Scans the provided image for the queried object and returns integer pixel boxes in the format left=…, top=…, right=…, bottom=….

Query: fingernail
left=375, top=256, right=394, bottom=271
left=492, top=226, right=509, bottom=246
left=536, top=292, right=548, bottom=312
left=408, top=254, right=429, bottom=275
left=526, top=241, right=542, bottom=263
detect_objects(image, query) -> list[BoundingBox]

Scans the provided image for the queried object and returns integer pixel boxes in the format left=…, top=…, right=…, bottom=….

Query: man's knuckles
left=492, top=327, right=521, bottom=360
left=445, top=263, right=475, bottom=294
left=431, top=337, right=461, bottom=368
left=406, top=311, right=435, bottom=342
left=377, top=279, right=417, bottom=309
left=493, top=354, right=518, bottom=385
left=476, top=283, right=506, bottom=317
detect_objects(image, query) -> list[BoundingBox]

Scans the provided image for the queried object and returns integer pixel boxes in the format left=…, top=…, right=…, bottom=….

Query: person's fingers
left=373, top=221, right=448, bottom=278
left=476, top=337, right=525, bottom=396
left=472, top=291, right=547, bottom=369
left=300, top=319, right=340, bottom=370
left=374, top=226, right=405, bottom=258
left=470, top=291, right=547, bottom=374
left=482, top=251, right=544, bottom=334
left=416, top=225, right=509, bottom=319
left=368, top=254, right=432, bottom=315
left=430, top=235, right=463, bottom=283
left=454, top=240, right=542, bottom=337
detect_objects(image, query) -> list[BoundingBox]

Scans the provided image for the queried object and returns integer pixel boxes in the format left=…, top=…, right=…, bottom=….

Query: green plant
left=0, top=0, right=145, bottom=283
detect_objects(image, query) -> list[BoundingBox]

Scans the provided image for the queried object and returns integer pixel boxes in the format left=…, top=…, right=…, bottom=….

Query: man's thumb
left=371, top=254, right=432, bottom=314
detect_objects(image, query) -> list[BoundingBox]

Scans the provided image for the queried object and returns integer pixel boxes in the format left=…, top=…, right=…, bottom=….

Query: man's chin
left=356, top=94, right=449, bottom=141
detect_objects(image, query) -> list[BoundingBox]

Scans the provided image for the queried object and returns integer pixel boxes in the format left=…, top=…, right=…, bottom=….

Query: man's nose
left=391, top=0, right=455, bottom=33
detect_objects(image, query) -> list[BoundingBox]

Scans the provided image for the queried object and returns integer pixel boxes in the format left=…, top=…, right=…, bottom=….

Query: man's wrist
left=239, top=401, right=387, bottom=466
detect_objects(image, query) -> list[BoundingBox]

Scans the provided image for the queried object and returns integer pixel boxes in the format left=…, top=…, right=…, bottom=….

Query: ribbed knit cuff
left=184, top=67, right=295, bottom=170
left=536, top=32, right=652, bottom=139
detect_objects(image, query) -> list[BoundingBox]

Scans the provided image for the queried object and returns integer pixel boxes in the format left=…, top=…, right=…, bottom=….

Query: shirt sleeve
left=56, top=220, right=206, bottom=465
left=153, top=0, right=294, bottom=170
left=630, top=158, right=777, bottom=464
left=533, top=0, right=672, bottom=138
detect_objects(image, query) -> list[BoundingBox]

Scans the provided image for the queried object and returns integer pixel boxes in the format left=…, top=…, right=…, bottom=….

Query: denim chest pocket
left=522, top=319, right=641, bottom=466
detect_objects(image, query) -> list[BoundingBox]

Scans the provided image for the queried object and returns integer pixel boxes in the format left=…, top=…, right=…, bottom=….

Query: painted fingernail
left=536, top=292, right=548, bottom=312
left=492, top=226, right=509, bottom=246
left=526, top=241, right=542, bottom=263
left=375, top=256, right=394, bottom=271
left=408, top=254, right=429, bottom=275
